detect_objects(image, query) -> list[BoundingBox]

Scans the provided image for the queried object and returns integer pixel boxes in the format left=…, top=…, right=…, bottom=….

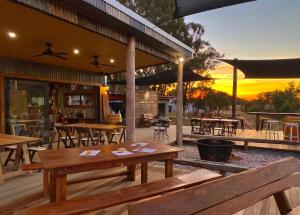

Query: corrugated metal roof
left=104, top=0, right=194, bottom=54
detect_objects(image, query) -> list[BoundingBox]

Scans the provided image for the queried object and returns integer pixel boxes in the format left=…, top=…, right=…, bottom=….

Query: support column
left=126, top=36, right=136, bottom=143
left=176, top=59, right=184, bottom=145
left=232, top=58, right=238, bottom=118
left=0, top=75, right=4, bottom=133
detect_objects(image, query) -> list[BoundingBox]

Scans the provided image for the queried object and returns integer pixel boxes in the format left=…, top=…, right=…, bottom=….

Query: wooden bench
left=14, top=168, right=222, bottom=215
left=140, top=113, right=155, bottom=127
left=128, top=157, right=300, bottom=215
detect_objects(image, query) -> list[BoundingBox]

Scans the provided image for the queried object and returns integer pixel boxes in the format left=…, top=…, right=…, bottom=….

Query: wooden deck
left=0, top=164, right=300, bottom=215
left=136, top=125, right=300, bottom=152
left=1, top=126, right=300, bottom=214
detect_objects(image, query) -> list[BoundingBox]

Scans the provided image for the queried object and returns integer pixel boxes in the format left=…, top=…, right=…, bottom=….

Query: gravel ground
left=151, top=144, right=300, bottom=171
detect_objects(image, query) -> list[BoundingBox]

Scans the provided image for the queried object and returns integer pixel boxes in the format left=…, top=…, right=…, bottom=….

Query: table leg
left=22, top=144, right=32, bottom=174
left=49, top=170, right=67, bottom=202
left=114, top=129, right=120, bottom=144
left=165, top=159, right=174, bottom=178
left=49, top=169, right=56, bottom=203
left=127, top=164, right=136, bottom=181
left=55, top=174, right=67, bottom=202
left=43, top=169, right=49, bottom=196
left=103, top=131, right=109, bottom=145
left=0, top=154, right=4, bottom=184
left=12, top=145, right=22, bottom=171
left=141, top=162, right=148, bottom=184
left=256, top=114, right=260, bottom=131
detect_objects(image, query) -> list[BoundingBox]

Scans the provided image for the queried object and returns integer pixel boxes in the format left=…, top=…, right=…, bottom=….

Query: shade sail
left=174, top=0, right=256, bottom=18
left=108, top=66, right=210, bottom=86
left=222, top=58, right=300, bottom=79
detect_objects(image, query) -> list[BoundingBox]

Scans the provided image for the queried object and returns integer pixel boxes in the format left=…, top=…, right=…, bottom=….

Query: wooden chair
left=75, top=127, right=98, bottom=147
left=4, top=124, right=27, bottom=166
left=109, top=127, right=125, bottom=144
left=107, top=113, right=125, bottom=144
left=128, top=157, right=300, bottom=215
left=55, top=125, right=76, bottom=148
left=28, top=131, right=56, bottom=162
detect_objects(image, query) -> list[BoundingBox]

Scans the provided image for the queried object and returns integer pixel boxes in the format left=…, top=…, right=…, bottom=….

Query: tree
left=117, top=0, right=222, bottom=112
left=245, top=82, right=300, bottom=113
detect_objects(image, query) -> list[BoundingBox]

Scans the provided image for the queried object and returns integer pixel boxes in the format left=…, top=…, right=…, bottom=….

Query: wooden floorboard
left=1, top=126, right=300, bottom=214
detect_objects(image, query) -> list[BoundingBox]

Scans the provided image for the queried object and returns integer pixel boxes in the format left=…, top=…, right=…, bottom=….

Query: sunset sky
left=186, top=0, right=300, bottom=100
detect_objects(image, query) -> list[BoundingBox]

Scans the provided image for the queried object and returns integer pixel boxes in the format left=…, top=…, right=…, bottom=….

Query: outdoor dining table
left=38, top=142, right=183, bottom=202
left=248, top=112, right=300, bottom=131
left=0, top=133, right=40, bottom=183
left=63, top=123, right=125, bottom=144
left=193, top=118, right=239, bottom=123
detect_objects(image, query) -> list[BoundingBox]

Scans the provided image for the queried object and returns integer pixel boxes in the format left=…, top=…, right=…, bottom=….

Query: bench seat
left=15, top=168, right=222, bottom=215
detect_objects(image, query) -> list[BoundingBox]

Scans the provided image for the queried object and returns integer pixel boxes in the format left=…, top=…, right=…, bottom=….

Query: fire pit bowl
left=196, top=139, right=234, bottom=162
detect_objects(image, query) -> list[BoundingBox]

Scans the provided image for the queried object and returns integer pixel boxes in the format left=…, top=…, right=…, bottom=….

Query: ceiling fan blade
left=33, top=54, right=45, bottom=57
left=54, top=52, right=67, bottom=55
left=54, top=54, right=67, bottom=60
left=99, top=63, right=115, bottom=67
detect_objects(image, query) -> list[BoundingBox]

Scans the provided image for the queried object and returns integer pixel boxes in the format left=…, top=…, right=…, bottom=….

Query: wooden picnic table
left=0, top=133, right=40, bottom=183
left=63, top=123, right=125, bottom=144
left=38, top=143, right=183, bottom=202
left=248, top=112, right=300, bottom=131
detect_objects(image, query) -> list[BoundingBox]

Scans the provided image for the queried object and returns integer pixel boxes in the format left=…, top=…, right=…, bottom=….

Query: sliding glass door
left=5, top=79, right=49, bottom=135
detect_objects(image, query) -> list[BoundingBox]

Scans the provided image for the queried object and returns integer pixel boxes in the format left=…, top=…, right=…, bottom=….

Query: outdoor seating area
left=1, top=0, right=300, bottom=214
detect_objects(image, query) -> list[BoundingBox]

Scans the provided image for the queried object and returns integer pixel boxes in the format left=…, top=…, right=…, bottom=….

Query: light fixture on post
left=179, top=57, right=184, bottom=63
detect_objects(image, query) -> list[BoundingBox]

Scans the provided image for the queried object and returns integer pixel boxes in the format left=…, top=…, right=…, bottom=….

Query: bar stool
left=283, top=122, right=299, bottom=141
left=265, top=120, right=279, bottom=140
left=260, top=118, right=270, bottom=131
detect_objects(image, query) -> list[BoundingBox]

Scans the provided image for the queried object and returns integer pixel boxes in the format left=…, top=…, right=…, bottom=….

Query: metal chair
left=191, top=119, right=201, bottom=134
left=283, top=122, right=299, bottom=141
left=265, top=120, right=279, bottom=140
left=154, top=120, right=169, bottom=143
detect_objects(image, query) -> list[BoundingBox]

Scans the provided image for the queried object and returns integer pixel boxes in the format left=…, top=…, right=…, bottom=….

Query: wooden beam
left=173, top=159, right=249, bottom=173
left=126, top=36, right=136, bottom=143
left=232, top=58, right=238, bottom=118
left=176, top=60, right=184, bottom=145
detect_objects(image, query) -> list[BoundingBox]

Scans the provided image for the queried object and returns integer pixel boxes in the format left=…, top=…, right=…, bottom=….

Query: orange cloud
left=207, top=63, right=300, bottom=100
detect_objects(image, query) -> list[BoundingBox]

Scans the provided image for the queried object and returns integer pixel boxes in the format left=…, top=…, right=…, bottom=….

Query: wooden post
left=126, top=36, right=136, bottom=143
left=176, top=59, right=184, bottom=145
left=0, top=75, right=4, bottom=133
left=232, top=58, right=238, bottom=118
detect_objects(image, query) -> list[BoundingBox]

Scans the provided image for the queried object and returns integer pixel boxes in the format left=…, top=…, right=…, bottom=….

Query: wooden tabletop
left=63, top=123, right=125, bottom=130
left=0, top=133, right=41, bottom=147
left=39, top=143, right=183, bottom=169
left=192, top=118, right=239, bottom=123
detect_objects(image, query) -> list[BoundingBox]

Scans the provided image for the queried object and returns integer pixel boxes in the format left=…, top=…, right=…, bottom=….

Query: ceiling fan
left=91, top=56, right=115, bottom=67
left=34, top=43, right=67, bottom=60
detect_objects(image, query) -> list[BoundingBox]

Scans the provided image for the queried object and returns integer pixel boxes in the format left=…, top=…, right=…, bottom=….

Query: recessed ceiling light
left=73, top=49, right=79, bottom=54
left=7, top=31, right=17, bottom=38
left=110, top=58, right=115, bottom=63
